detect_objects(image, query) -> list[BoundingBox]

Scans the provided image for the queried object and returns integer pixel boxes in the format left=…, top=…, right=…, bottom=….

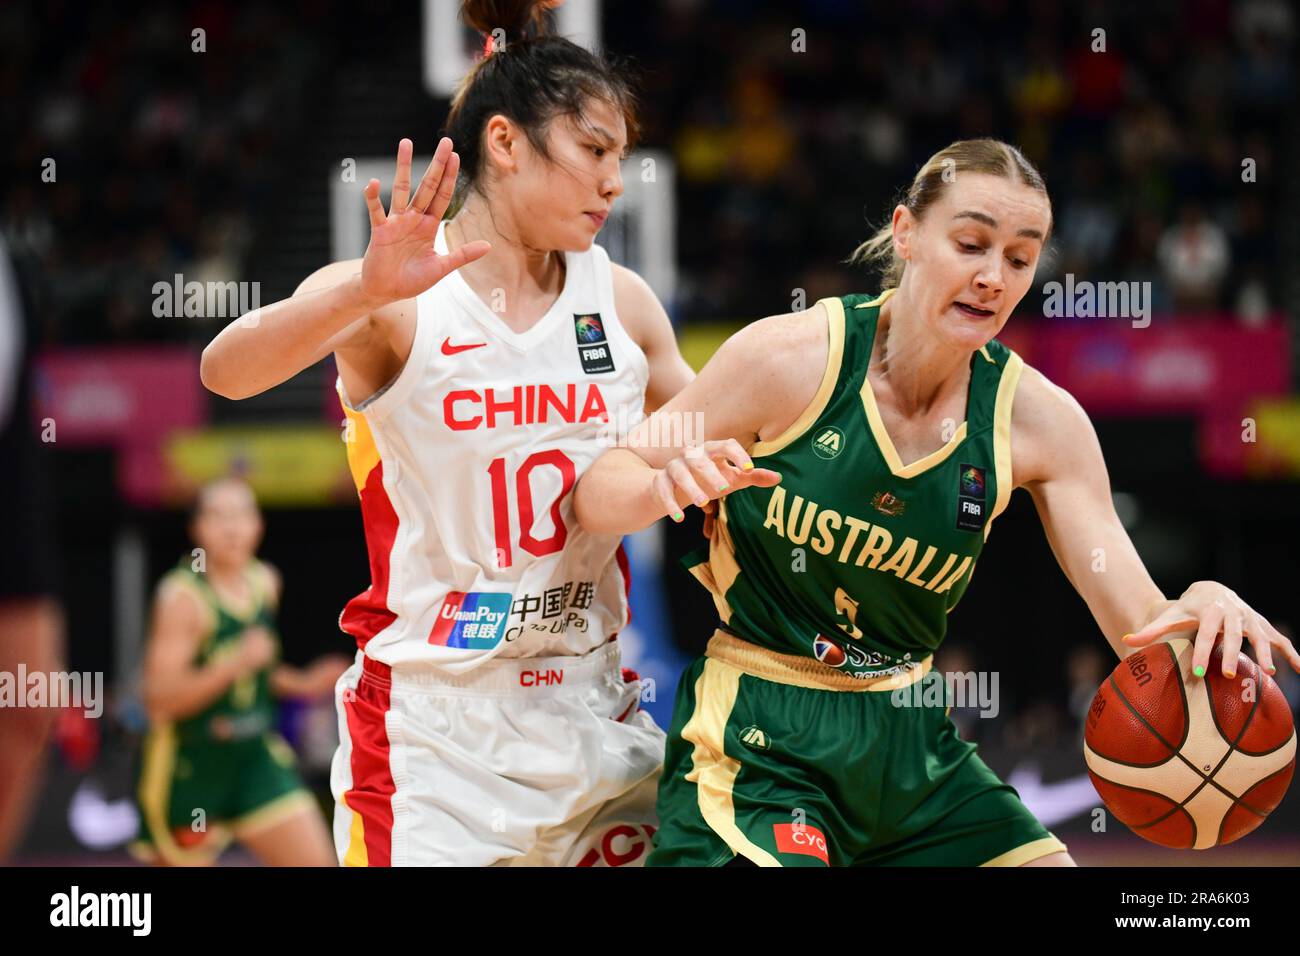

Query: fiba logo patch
left=811, top=425, right=845, bottom=459
left=739, top=725, right=771, bottom=751
left=573, top=313, right=615, bottom=374
left=955, top=463, right=987, bottom=532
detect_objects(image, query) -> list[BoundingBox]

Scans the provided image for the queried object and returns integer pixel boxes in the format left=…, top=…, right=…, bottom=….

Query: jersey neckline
left=436, top=219, right=575, bottom=353
left=856, top=289, right=990, bottom=480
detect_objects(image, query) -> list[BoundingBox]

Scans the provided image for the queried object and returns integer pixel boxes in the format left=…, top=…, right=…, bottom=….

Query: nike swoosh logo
left=441, top=338, right=487, bottom=355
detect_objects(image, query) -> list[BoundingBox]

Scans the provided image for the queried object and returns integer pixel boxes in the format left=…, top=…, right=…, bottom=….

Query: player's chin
left=941, top=313, right=1001, bottom=351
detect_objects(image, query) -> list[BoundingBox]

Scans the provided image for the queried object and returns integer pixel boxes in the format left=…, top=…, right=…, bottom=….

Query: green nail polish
left=671, top=511, right=683, bottom=522
left=718, top=484, right=729, bottom=493
left=1193, top=665, right=1205, bottom=677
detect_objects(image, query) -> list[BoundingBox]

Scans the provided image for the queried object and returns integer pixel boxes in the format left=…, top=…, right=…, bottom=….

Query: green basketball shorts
left=647, top=630, right=1067, bottom=867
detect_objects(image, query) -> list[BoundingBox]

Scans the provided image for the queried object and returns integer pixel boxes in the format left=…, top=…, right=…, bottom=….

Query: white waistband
left=358, top=641, right=625, bottom=697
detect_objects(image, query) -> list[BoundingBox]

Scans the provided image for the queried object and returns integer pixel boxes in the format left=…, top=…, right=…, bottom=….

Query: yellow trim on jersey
left=750, top=297, right=846, bottom=458
left=851, top=288, right=899, bottom=310
left=683, top=658, right=782, bottom=867
left=705, top=629, right=932, bottom=692
left=137, top=724, right=232, bottom=866
left=341, top=792, right=369, bottom=867
left=984, top=351, right=1026, bottom=542
left=981, top=835, right=1069, bottom=867
left=862, top=382, right=969, bottom=480
left=857, top=290, right=976, bottom=479
left=338, top=380, right=381, bottom=494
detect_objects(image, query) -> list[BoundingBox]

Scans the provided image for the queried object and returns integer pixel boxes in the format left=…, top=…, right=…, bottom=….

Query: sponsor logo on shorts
left=739, top=725, right=771, bottom=751
left=772, top=822, right=829, bottom=864
left=575, top=824, right=657, bottom=867
left=428, top=591, right=512, bottom=649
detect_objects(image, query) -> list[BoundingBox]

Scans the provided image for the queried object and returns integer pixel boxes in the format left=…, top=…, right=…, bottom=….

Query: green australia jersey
left=162, top=558, right=280, bottom=745
left=685, top=290, right=1025, bottom=678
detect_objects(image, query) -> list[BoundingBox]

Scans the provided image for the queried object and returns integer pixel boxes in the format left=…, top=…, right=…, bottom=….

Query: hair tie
left=483, top=32, right=496, bottom=57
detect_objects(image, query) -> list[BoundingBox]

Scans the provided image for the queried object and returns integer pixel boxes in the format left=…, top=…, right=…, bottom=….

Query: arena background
left=2, top=0, right=1297, bottom=865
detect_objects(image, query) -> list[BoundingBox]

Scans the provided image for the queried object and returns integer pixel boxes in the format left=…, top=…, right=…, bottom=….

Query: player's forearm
left=200, top=274, right=382, bottom=400
left=144, top=658, right=242, bottom=722
left=575, top=448, right=692, bottom=535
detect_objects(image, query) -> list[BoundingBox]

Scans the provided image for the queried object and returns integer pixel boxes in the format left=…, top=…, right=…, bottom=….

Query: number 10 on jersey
left=487, top=450, right=577, bottom=570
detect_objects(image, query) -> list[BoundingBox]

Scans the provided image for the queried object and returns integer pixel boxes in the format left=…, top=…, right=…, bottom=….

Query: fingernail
left=1268, top=664, right=1277, bottom=673
left=671, top=511, right=683, bottom=523
left=742, top=462, right=754, bottom=471
left=1122, top=633, right=1134, bottom=643
left=1225, top=671, right=1235, bottom=679
left=1193, top=665, right=1205, bottom=678
left=717, top=484, right=729, bottom=493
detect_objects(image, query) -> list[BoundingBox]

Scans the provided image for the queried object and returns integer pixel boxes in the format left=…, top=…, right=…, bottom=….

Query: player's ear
left=891, top=204, right=914, bottom=263
left=483, top=114, right=519, bottom=173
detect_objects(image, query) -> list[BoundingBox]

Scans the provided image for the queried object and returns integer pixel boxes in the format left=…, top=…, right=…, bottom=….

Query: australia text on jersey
left=763, top=485, right=974, bottom=594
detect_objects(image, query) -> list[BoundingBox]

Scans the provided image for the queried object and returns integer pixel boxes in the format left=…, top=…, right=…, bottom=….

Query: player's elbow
left=199, top=341, right=252, bottom=401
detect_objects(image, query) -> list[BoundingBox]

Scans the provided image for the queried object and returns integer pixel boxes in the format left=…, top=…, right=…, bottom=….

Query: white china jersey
left=337, top=220, right=649, bottom=673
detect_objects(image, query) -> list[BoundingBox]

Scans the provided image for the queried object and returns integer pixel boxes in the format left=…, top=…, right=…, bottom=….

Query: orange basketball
left=1083, top=638, right=1296, bottom=849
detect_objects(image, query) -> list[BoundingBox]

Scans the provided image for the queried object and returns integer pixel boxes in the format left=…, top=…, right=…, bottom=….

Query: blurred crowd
left=613, top=0, right=1294, bottom=322
left=0, top=1, right=327, bottom=345
left=2, top=1, right=1294, bottom=345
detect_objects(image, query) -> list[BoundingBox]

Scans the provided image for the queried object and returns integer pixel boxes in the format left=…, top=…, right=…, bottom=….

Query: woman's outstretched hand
left=359, top=136, right=491, bottom=306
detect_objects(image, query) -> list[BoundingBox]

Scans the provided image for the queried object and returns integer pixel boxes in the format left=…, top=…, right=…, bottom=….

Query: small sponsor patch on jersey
left=574, top=313, right=615, bottom=374
left=870, top=490, right=906, bottom=516
left=955, top=463, right=987, bottom=532
left=739, top=725, right=771, bottom=751
left=813, top=634, right=847, bottom=667
left=772, top=823, right=830, bottom=864
left=428, top=591, right=512, bottom=649
left=811, top=425, right=845, bottom=459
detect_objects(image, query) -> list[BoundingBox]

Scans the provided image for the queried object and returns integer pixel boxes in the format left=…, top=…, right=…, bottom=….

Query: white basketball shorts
left=330, top=641, right=665, bottom=866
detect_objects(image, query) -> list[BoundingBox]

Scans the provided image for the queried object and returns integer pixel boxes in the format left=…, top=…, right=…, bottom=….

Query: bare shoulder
left=609, top=262, right=667, bottom=345
left=1010, top=363, right=1104, bottom=488
left=153, top=572, right=210, bottom=634
left=718, top=301, right=829, bottom=442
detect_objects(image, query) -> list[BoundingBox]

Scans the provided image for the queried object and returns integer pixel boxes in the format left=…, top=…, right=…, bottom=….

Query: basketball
left=1084, top=639, right=1296, bottom=849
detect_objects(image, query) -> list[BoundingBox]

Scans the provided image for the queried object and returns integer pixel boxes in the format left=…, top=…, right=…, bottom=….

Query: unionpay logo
left=428, top=591, right=512, bottom=649
left=811, top=425, right=845, bottom=459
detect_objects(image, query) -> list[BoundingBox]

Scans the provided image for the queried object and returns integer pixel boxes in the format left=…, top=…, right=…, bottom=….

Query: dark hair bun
left=459, top=0, right=550, bottom=39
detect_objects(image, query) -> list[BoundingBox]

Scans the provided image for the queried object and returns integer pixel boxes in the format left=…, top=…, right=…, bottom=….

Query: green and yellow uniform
left=649, top=290, right=1068, bottom=866
left=130, top=558, right=313, bottom=865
